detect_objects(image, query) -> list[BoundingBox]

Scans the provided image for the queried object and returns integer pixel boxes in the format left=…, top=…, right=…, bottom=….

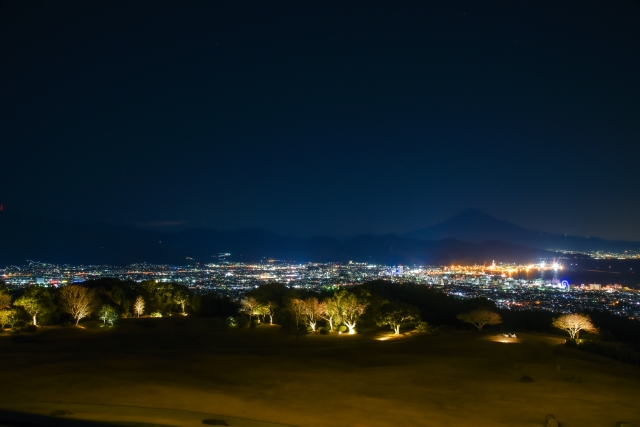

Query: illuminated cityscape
left=3, top=260, right=639, bottom=319
left=2, top=2, right=640, bottom=426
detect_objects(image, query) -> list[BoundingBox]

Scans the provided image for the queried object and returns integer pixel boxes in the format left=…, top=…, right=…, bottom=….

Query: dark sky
left=1, top=1, right=639, bottom=240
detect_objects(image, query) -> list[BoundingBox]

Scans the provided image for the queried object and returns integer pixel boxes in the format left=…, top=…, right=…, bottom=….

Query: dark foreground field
left=1, top=318, right=639, bottom=427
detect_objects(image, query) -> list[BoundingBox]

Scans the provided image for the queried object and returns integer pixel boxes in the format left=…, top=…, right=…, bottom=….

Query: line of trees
left=0, top=279, right=192, bottom=328
left=3, top=278, right=639, bottom=363
left=236, top=281, right=639, bottom=351
left=239, top=285, right=431, bottom=335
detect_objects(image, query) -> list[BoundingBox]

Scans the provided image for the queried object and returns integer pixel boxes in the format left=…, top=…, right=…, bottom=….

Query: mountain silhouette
left=405, top=209, right=640, bottom=252
left=0, top=211, right=554, bottom=266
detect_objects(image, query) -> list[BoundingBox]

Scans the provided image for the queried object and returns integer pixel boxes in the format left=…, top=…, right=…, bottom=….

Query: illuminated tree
left=321, top=297, right=340, bottom=331
left=98, top=304, right=118, bottom=326
left=0, top=309, right=17, bottom=328
left=288, top=298, right=306, bottom=327
left=457, top=309, right=502, bottom=331
left=59, top=285, right=95, bottom=325
left=553, top=313, right=598, bottom=340
left=301, top=297, right=325, bottom=332
left=334, top=290, right=369, bottom=334
left=258, top=301, right=277, bottom=325
left=14, top=287, right=55, bottom=326
left=376, top=302, right=421, bottom=334
left=173, top=287, right=190, bottom=314
left=240, top=297, right=261, bottom=321
left=0, top=309, right=9, bottom=328
left=0, top=293, right=10, bottom=311
left=134, top=295, right=145, bottom=318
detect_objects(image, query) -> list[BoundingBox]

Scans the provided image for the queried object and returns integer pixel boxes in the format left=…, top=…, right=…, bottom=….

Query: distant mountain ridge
left=405, top=208, right=640, bottom=253
left=0, top=211, right=555, bottom=266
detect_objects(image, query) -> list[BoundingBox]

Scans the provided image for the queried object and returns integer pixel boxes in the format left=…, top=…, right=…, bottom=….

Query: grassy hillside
left=1, top=318, right=638, bottom=427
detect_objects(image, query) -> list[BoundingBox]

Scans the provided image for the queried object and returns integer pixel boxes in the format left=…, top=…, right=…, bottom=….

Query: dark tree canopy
left=376, top=302, right=421, bottom=334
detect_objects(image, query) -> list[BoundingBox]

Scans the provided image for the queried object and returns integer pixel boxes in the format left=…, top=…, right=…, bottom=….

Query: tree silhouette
left=457, top=309, right=502, bottom=331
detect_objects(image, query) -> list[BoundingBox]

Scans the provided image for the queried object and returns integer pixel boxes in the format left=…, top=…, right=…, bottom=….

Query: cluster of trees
left=240, top=285, right=435, bottom=335
left=234, top=281, right=634, bottom=349
left=239, top=288, right=377, bottom=334
left=276, top=289, right=372, bottom=333
left=0, top=278, right=192, bottom=328
left=3, top=277, right=638, bottom=366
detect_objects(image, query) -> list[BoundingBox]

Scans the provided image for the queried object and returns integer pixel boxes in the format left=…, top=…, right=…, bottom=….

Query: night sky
left=1, top=1, right=639, bottom=240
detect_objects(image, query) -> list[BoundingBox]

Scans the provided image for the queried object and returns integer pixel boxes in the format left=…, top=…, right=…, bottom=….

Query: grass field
left=1, top=318, right=639, bottom=427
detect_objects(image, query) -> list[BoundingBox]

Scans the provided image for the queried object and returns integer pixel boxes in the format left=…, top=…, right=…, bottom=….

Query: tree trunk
left=394, top=325, right=400, bottom=334
left=75, top=317, right=80, bottom=326
left=32, top=315, right=37, bottom=326
left=269, top=314, right=273, bottom=325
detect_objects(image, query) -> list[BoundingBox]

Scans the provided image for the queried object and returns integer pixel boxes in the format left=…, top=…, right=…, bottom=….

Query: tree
left=134, top=295, right=145, bottom=318
left=14, top=287, right=55, bottom=326
left=334, top=290, right=369, bottom=334
left=376, top=302, right=421, bottom=335
left=0, top=293, right=10, bottom=311
left=301, top=297, right=325, bottom=332
left=240, top=297, right=261, bottom=321
left=98, top=304, right=118, bottom=325
left=553, top=313, right=598, bottom=340
left=59, top=285, right=95, bottom=325
left=321, top=297, right=340, bottom=331
left=258, top=301, right=277, bottom=325
left=5, top=310, right=19, bottom=328
left=288, top=298, right=306, bottom=327
left=173, top=287, right=190, bottom=314
left=457, top=309, right=502, bottom=331
left=0, top=309, right=17, bottom=329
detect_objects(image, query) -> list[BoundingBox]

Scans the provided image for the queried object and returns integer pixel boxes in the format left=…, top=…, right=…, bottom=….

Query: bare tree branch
left=553, top=313, right=598, bottom=340
left=457, top=309, right=502, bottom=331
left=59, top=285, right=95, bottom=326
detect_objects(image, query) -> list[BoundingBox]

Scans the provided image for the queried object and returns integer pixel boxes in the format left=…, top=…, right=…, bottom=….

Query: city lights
left=2, top=260, right=639, bottom=319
